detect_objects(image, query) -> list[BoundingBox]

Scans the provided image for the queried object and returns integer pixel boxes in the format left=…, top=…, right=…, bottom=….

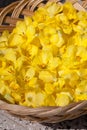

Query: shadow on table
left=42, top=114, right=87, bottom=129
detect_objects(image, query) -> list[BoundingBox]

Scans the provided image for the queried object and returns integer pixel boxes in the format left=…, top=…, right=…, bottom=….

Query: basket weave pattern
left=0, top=0, right=87, bottom=123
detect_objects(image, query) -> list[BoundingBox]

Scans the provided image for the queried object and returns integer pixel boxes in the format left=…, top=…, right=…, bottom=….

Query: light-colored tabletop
left=0, top=110, right=52, bottom=130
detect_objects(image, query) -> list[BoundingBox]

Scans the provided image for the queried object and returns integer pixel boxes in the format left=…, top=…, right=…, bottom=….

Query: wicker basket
left=0, top=0, right=87, bottom=123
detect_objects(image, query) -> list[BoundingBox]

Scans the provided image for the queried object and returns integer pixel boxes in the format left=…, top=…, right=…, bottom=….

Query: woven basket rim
left=0, top=100, right=87, bottom=123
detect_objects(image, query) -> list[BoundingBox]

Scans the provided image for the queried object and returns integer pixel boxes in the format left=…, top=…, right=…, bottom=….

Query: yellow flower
left=81, top=36, right=87, bottom=47
left=76, top=46, right=87, bottom=62
left=0, top=80, right=11, bottom=95
left=51, top=45, right=59, bottom=56
left=56, top=92, right=72, bottom=106
left=28, top=77, right=37, bottom=87
left=39, top=32, right=50, bottom=45
left=75, top=80, right=87, bottom=101
left=0, top=66, right=15, bottom=80
left=48, top=57, right=60, bottom=70
left=0, top=30, right=9, bottom=47
left=46, top=2, right=63, bottom=17
left=40, top=50, right=52, bottom=65
left=43, top=26, right=56, bottom=36
left=50, top=31, right=64, bottom=47
left=25, top=25, right=35, bottom=44
left=27, top=45, right=38, bottom=58
left=75, top=94, right=87, bottom=102
left=13, top=21, right=26, bottom=35
left=35, top=92, right=45, bottom=107
left=33, top=7, right=47, bottom=23
left=58, top=78, right=65, bottom=88
left=11, top=93, right=21, bottom=102
left=56, top=13, right=69, bottom=25
left=73, top=24, right=85, bottom=34
left=25, top=67, right=35, bottom=80
left=63, top=2, right=77, bottom=20
left=45, top=95, right=56, bottom=106
left=15, top=56, right=24, bottom=71
left=4, top=94, right=15, bottom=104
left=8, top=33, right=25, bottom=47
left=44, top=83, right=55, bottom=94
left=62, top=24, right=72, bottom=34
left=9, top=81, right=20, bottom=90
left=25, top=92, right=36, bottom=107
left=39, top=70, right=54, bottom=83
left=4, top=48, right=16, bottom=63
left=24, top=17, right=32, bottom=26
left=24, top=91, right=45, bottom=107
left=77, top=11, right=87, bottom=21
left=75, top=80, right=87, bottom=94
left=31, top=36, right=41, bottom=48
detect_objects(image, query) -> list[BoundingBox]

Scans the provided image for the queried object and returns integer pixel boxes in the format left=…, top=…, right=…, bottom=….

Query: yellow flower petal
left=39, top=71, right=54, bottom=82
left=56, top=93, right=71, bottom=106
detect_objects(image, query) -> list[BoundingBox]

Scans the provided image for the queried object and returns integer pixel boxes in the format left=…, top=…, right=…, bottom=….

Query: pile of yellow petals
left=0, top=2, right=87, bottom=107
